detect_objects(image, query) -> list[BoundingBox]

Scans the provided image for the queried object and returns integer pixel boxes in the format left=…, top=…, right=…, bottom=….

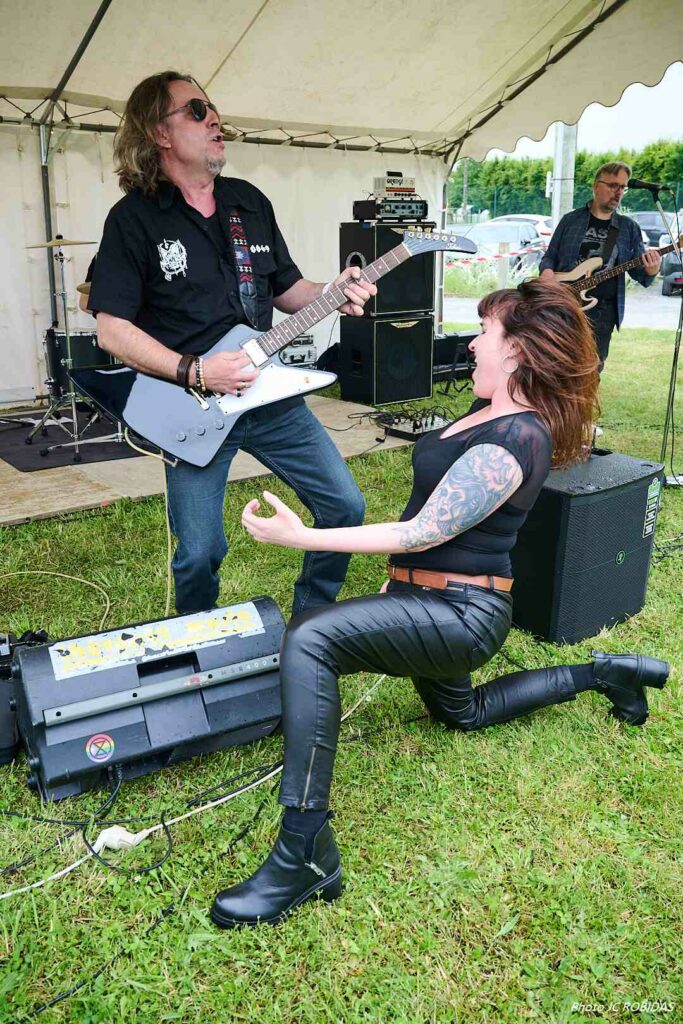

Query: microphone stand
left=652, top=186, right=683, bottom=486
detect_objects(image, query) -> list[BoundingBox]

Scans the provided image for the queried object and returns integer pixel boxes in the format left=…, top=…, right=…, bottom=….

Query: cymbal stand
left=25, top=244, right=123, bottom=462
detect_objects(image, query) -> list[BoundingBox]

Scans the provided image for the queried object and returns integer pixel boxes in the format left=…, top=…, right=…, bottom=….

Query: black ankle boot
left=210, top=815, right=342, bottom=928
left=592, top=651, right=669, bottom=725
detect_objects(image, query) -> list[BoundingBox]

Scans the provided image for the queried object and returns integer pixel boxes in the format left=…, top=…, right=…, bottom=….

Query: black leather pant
left=278, top=580, right=577, bottom=810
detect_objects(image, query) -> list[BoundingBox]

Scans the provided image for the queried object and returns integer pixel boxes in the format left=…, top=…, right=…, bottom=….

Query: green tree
left=447, top=141, right=683, bottom=219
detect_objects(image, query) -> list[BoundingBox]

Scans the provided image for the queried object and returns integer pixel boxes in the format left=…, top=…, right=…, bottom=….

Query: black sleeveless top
left=389, top=399, right=553, bottom=577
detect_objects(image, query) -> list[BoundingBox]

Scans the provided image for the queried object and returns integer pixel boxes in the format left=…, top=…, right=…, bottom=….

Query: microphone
left=628, top=178, right=672, bottom=193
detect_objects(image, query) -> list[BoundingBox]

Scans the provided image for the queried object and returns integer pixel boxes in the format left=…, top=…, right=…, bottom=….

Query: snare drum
left=43, top=329, right=116, bottom=398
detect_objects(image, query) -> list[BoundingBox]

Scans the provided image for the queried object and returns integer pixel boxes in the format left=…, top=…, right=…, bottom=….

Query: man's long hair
left=113, top=70, right=194, bottom=195
left=478, top=280, right=600, bottom=467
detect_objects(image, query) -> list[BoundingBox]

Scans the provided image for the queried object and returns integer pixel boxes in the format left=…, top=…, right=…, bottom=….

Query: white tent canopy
left=1, top=0, right=679, bottom=158
left=0, top=0, right=679, bottom=403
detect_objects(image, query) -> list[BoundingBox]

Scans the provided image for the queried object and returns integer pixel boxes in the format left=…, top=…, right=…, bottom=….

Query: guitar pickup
left=241, top=339, right=268, bottom=367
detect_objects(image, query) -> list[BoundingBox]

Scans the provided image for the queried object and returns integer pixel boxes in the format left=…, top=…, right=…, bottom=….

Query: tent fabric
left=0, top=0, right=679, bottom=160
left=0, top=126, right=444, bottom=404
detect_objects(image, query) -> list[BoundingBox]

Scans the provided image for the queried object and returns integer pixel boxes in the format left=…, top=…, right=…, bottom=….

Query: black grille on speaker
left=511, top=451, right=663, bottom=643
left=339, top=222, right=435, bottom=315
left=339, top=315, right=433, bottom=405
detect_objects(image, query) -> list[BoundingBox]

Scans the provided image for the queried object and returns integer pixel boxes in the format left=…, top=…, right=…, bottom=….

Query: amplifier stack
left=338, top=218, right=435, bottom=405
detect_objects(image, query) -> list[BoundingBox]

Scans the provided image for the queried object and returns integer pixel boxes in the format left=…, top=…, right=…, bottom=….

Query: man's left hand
left=330, top=267, right=377, bottom=316
left=642, top=248, right=662, bottom=276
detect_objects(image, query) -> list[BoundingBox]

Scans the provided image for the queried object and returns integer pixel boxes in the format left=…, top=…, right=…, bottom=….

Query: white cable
left=0, top=571, right=111, bottom=632
left=0, top=854, right=92, bottom=901
left=0, top=675, right=387, bottom=901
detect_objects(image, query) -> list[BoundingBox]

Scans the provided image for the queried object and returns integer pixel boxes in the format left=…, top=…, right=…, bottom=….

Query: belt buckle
left=445, top=581, right=466, bottom=592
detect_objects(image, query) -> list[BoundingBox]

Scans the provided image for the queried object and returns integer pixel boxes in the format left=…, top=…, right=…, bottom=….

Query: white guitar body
left=554, top=257, right=604, bottom=311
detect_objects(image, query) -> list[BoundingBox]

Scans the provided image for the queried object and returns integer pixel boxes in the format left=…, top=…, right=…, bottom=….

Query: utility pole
left=549, top=122, right=578, bottom=226
left=462, top=159, right=468, bottom=219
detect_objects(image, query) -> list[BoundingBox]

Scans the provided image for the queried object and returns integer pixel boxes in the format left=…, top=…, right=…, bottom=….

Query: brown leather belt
left=387, top=563, right=514, bottom=593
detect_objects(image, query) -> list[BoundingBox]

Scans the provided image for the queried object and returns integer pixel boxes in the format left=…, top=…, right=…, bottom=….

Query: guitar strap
left=228, top=209, right=259, bottom=328
left=601, top=223, right=620, bottom=269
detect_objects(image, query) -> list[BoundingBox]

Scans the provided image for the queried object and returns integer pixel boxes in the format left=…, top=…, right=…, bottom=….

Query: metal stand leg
left=25, top=394, right=74, bottom=444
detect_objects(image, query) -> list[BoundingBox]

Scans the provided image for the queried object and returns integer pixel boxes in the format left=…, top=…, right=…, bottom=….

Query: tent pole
left=39, top=124, right=58, bottom=325
left=435, top=175, right=448, bottom=333
left=39, top=0, right=113, bottom=124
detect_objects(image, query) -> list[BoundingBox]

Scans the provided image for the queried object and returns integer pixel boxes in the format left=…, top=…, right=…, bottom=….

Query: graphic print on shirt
left=577, top=221, right=616, bottom=270
left=157, top=239, right=188, bottom=281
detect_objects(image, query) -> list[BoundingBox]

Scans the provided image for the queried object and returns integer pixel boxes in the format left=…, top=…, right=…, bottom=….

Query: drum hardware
left=23, top=236, right=123, bottom=462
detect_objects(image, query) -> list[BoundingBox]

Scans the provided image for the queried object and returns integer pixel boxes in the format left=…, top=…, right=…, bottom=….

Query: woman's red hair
left=478, top=279, right=600, bottom=467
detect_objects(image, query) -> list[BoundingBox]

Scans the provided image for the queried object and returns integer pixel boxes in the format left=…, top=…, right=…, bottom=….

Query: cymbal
left=26, top=237, right=96, bottom=249
left=76, top=281, right=91, bottom=295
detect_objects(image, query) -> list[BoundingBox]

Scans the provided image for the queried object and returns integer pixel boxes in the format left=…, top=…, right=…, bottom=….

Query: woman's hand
left=242, top=490, right=309, bottom=548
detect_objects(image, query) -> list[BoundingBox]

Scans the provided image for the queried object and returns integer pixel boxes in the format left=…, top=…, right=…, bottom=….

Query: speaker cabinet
left=511, top=451, right=664, bottom=644
left=340, top=222, right=435, bottom=316
left=339, top=315, right=433, bottom=405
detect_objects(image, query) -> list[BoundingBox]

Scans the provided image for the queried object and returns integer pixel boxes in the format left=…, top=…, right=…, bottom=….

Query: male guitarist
left=539, top=161, right=660, bottom=371
left=89, top=71, right=375, bottom=616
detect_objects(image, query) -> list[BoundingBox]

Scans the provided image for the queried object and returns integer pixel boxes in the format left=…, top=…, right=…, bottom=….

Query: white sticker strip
left=48, top=603, right=265, bottom=681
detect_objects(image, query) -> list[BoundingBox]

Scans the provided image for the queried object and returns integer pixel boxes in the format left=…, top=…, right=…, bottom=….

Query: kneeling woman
left=211, top=280, right=668, bottom=929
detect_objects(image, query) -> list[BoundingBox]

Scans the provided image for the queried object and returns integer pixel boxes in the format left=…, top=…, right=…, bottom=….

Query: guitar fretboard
left=569, top=240, right=676, bottom=292
left=253, top=243, right=412, bottom=357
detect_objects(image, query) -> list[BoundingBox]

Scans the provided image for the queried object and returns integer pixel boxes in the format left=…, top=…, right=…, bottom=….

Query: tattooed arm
left=241, top=444, right=523, bottom=553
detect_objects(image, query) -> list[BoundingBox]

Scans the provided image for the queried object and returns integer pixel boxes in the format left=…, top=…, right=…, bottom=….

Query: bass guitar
left=73, top=228, right=476, bottom=467
left=554, top=235, right=682, bottom=310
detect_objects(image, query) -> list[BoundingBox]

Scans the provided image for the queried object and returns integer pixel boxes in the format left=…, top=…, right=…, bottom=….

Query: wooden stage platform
left=0, top=396, right=409, bottom=527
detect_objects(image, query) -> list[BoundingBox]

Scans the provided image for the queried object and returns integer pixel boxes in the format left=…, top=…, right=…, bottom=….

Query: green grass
left=1, top=327, right=682, bottom=1022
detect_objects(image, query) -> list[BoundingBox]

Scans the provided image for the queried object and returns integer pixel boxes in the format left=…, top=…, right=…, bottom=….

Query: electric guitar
left=72, top=228, right=476, bottom=467
left=554, top=235, right=682, bottom=310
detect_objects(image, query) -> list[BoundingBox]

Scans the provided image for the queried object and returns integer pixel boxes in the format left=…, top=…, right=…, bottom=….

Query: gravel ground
left=443, top=282, right=682, bottom=330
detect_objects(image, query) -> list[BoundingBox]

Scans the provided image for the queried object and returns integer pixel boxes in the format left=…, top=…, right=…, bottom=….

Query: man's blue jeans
left=165, top=399, right=365, bottom=616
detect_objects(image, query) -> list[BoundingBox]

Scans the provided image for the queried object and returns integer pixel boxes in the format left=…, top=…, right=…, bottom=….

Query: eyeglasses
left=160, top=97, right=219, bottom=122
left=596, top=181, right=628, bottom=194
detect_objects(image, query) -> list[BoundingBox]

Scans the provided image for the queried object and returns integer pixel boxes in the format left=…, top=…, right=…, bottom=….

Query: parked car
left=455, top=221, right=546, bottom=272
left=657, top=231, right=683, bottom=297
left=627, top=211, right=675, bottom=247
left=490, top=214, right=554, bottom=239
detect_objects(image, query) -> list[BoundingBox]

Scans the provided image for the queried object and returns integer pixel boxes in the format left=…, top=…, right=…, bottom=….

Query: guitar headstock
left=402, top=227, right=477, bottom=256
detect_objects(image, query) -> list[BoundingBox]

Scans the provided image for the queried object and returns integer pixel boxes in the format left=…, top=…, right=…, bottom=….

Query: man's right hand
left=202, top=350, right=260, bottom=395
left=539, top=269, right=556, bottom=281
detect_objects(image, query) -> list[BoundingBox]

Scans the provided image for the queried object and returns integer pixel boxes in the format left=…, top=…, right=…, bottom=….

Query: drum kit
left=20, top=235, right=123, bottom=461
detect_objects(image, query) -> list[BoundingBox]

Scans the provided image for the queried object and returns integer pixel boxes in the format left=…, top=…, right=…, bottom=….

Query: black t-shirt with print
left=577, top=213, right=618, bottom=302
left=389, top=399, right=553, bottom=577
left=89, top=176, right=302, bottom=356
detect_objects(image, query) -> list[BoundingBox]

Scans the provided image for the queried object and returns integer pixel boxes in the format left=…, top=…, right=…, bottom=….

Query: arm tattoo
left=395, top=443, right=524, bottom=551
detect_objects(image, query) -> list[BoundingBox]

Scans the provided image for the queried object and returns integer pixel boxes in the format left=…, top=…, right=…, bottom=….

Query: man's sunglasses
left=160, top=97, right=219, bottom=122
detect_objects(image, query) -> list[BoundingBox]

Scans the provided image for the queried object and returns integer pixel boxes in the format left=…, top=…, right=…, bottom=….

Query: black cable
left=186, top=761, right=281, bottom=807
left=1, top=767, right=123, bottom=876
left=1, top=825, right=82, bottom=878
left=30, top=900, right=177, bottom=1018
left=25, top=768, right=288, bottom=1018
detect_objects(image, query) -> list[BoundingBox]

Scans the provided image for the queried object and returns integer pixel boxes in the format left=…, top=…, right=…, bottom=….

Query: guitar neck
left=252, top=242, right=412, bottom=358
left=569, top=241, right=675, bottom=292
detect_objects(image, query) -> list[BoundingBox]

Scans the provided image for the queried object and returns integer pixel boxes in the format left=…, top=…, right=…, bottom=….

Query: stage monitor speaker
left=340, top=221, right=435, bottom=316
left=11, top=598, right=285, bottom=801
left=510, top=451, right=664, bottom=644
left=339, top=315, right=433, bottom=405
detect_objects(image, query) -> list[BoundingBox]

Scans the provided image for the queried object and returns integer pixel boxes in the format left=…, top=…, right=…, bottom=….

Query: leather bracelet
left=176, top=353, right=195, bottom=389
